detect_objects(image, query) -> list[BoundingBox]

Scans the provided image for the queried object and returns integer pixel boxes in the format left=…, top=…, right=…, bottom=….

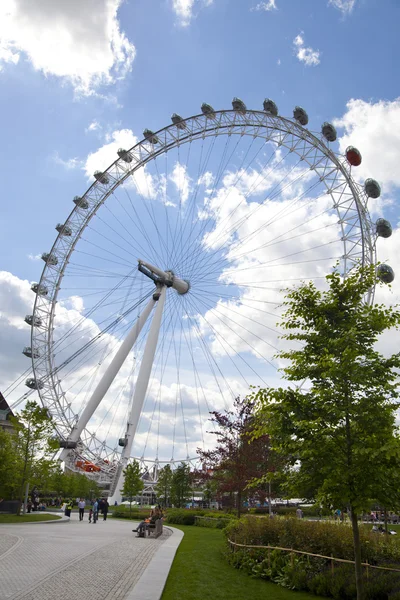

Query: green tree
left=155, top=464, right=173, bottom=507
left=0, top=428, right=19, bottom=499
left=170, top=463, right=191, bottom=508
left=197, top=397, right=275, bottom=517
left=251, top=265, right=400, bottom=600
left=120, top=460, right=144, bottom=516
left=9, top=401, right=58, bottom=514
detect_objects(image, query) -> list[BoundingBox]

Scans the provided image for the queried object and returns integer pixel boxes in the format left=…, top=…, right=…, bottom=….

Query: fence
left=227, top=538, right=400, bottom=578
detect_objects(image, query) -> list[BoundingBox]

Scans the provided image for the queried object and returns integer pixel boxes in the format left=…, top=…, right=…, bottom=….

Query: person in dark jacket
left=103, top=499, right=109, bottom=521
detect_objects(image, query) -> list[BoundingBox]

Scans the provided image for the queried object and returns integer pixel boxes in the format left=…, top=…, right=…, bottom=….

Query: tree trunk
left=384, top=508, right=388, bottom=534
left=350, top=508, right=364, bottom=600
left=237, top=491, right=242, bottom=519
left=268, top=480, right=272, bottom=516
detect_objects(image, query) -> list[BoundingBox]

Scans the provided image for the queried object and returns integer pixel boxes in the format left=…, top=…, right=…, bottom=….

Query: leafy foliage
left=225, top=517, right=400, bottom=599
left=6, top=401, right=59, bottom=513
left=250, top=265, right=400, bottom=598
left=120, top=460, right=144, bottom=516
left=170, top=463, right=191, bottom=508
left=155, top=464, right=173, bottom=507
left=197, top=397, right=283, bottom=517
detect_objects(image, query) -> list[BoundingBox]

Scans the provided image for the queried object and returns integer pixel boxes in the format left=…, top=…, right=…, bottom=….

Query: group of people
left=63, top=497, right=109, bottom=522
left=88, top=498, right=109, bottom=523
left=133, top=505, right=163, bottom=537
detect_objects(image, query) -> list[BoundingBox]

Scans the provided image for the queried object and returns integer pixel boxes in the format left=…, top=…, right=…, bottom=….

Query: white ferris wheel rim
left=29, top=107, right=376, bottom=479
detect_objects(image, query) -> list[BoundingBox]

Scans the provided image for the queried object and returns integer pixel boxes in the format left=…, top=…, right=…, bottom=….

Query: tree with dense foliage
left=197, top=397, right=276, bottom=517
left=120, top=460, right=144, bottom=515
left=0, top=427, right=19, bottom=499
left=155, top=464, right=173, bottom=507
left=251, top=265, right=400, bottom=600
left=8, top=401, right=58, bottom=514
left=170, top=463, right=191, bottom=508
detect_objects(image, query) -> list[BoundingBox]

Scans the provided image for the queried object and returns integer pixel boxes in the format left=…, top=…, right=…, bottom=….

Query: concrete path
left=0, top=515, right=183, bottom=600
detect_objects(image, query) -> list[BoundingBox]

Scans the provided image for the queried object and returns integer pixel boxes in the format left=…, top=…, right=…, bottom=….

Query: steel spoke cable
left=183, top=140, right=295, bottom=276
left=180, top=134, right=279, bottom=274
left=179, top=133, right=249, bottom=275
left=189, top=292, right=278, bottom=370
left=192, top=148, right=330, bottom=275
left=190, top=159, right=323, bottom=280
left=120, top=185, right=166, bottom=267
left=180, top=296, right=235, bottom=410
left=185, top=294, right=255, bottom=387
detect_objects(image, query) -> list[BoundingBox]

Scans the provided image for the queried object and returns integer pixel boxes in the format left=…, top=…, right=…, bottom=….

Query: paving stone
left=0, top=519, right=171, bottom=600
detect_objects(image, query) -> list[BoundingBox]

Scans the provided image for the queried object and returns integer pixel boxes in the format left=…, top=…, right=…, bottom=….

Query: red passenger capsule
left=346, top=146, right=362, bottom=166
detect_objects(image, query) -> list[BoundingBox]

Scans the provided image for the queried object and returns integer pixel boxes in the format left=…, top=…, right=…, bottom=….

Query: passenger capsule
left=25, top=315, right=42, bottom=327
left=41, top=252, right=58, bottom=266
left=346, top=146, right=362, bottom=167
left=263, top=99, right=278, bottom=116
left=143, top=129, right=159, bottom=144
left=364, top=178, right=381, bottom=199
left=31, top=283, right=48, bottom=296
left=56, top=223, right=72, bottom=236
left=22, top=347, right=40, bottom=359
left=201, top=103, right=216, bottom=118
left=293, top=106, right=308, bottom=126
left=377, top=264, right=394, bottom=284
left=118, top=438, right=127, bottom=447
left=171, top=113, right=186, bottom=129
left=232, top=97, right=246, bottom=114
left=321, top=122, right=337, bottom=142
left=117, top=148, right=133, bottom=163
left=25, top=378, right=44, bottom=390
left=73, top=196, right=89, bottom=209
left=376, top=218, right=392, bottom=238
left=94, top=171, right=110, bottom=185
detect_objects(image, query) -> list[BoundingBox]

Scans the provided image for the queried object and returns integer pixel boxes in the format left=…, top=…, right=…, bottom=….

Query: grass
left=161, top=525, right=316, bottom=600
left=0, top=513, right=61, bottom=523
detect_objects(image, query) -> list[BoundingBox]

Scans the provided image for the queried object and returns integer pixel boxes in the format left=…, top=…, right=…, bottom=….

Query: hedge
left=224, top=517, right=400, bottom=599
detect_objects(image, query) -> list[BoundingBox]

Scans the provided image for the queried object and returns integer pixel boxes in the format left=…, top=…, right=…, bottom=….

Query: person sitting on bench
left=133, top=507, right=161, bottom=536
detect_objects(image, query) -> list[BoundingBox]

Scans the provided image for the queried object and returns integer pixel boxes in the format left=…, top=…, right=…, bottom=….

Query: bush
left=111, top=506, right=150, bottom=520
left=224, top=517, right=400, bottom=598
left=165, top=509, right=201, bottom=525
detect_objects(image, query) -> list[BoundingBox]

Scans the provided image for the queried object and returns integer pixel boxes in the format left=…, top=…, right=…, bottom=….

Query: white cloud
left=169, top=162, right=192, bottom=204
left=0, top=0, right=135, bottom=95
left=53, top=153, right=82, bottom=170
left=328, top=0, right=356, bottom=14
left=293, top=33, right=320, bottom=67
left=172, top=0, right=213, bottom=27
left=251, top=0, right=277, bottom=11
left=333, top=98, right=400, bottom=192
left=27, top=254, right=41, bottom=261
left=86, top=120, right=101, bottom=133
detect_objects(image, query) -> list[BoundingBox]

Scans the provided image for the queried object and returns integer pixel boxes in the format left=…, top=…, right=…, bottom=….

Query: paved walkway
left=0, top=515, right=183, bottom=600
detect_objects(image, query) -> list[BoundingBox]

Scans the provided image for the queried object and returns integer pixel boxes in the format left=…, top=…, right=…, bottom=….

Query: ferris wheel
left=22, top=98, right=393, bottom=499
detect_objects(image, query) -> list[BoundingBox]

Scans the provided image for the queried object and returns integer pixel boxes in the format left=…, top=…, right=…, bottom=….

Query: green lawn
left=0, top=513, right=61, bottom=523
left=161, top=525, right=316, bottom=600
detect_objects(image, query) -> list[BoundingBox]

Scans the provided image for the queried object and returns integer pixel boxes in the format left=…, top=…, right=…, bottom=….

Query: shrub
left=224, top=516, right=400, bottom=598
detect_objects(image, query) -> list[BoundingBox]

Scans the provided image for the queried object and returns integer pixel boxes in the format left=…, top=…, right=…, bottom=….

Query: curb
left=125, top=526, right=184, bottom=600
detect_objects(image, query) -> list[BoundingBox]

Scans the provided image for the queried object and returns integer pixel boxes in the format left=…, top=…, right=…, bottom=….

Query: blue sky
left=1, top=0, right=400, bottom=466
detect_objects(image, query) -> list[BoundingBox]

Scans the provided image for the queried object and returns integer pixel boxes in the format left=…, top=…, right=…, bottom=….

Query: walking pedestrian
left=64, top=499, right=73, bottom=518
left=103, top=499, right=109, bottom=521
left=78, top=498, right=85, bottom=521
left=92, top=499, right=99, bottom=523
left=88, top=508, right=93, bottom=523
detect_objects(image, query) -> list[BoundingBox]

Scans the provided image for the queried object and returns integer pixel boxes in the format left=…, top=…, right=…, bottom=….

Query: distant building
left=0, top=392, right=15, bottom=432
